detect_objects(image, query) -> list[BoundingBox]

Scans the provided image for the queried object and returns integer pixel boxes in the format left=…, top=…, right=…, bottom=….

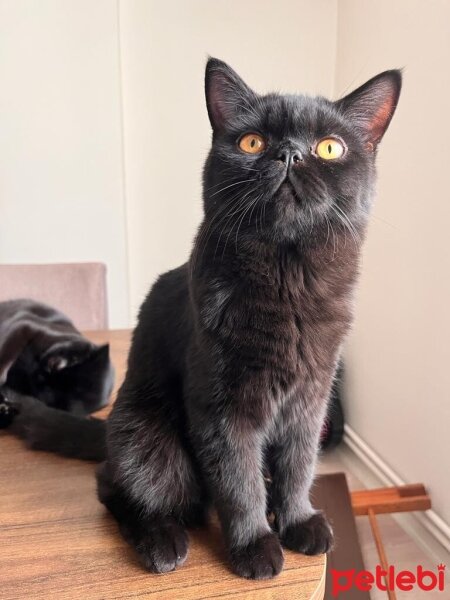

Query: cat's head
left=36, top=342, right=114, bottom=415
left=202, top=58, right=401, bottom=247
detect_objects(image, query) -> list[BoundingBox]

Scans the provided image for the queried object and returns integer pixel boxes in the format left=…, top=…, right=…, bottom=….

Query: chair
left=0, top=263, right=108, bottom=330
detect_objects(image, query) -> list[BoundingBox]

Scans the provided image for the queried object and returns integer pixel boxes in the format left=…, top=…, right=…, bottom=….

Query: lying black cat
left=0, top=299, right=113, bottom=458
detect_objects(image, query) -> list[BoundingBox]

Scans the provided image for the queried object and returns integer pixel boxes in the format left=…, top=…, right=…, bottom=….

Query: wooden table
left=0, top=330, right=326, bottom=600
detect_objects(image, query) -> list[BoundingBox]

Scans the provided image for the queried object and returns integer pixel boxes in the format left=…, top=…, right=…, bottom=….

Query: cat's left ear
left=205, top=57, right=257, bottom=133
left=335, top=70, right=402, bottom=150
left=94, top=344, right=110, bottom=361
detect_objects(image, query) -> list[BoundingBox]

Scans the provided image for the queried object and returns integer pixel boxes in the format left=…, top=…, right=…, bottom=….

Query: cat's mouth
left=277, top=178, right=300, bottom=202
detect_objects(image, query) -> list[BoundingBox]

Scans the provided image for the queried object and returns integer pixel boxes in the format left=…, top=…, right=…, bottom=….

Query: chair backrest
left=0, top=263, right=108, bottom=331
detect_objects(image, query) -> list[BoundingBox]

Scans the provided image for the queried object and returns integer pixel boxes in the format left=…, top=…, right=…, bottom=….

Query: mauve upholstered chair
left=0, top=263, right=108, bottom=331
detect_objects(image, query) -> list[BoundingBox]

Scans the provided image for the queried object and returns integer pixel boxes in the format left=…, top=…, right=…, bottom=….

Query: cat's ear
left=205, top=57, right=257, bottom=133
left=93, top=344, right=110, bottom=362
left=335, top=70, right=402, bottom=150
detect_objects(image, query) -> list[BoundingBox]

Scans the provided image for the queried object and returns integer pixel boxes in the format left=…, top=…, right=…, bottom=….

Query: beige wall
left=336, top=0, right=450, bottom=529
left=1, top=0, right=448, bottom=542
left=0, top=0, right=130, bottom=327
left=119, top=0, right=338, bottom=317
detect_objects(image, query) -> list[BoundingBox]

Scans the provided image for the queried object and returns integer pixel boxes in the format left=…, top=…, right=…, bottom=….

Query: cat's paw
left=0, top=390, right=19, bottom=428
left=129, top=518, right=189, bottom=574
left=229, top=532, right=284, bottom=579
left=6, top=395, right=52, bottom=446
left=280, top=512, right=333, bottom=555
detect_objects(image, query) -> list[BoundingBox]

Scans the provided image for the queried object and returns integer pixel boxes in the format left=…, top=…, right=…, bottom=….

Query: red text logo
left=331, top=564, right=446, bottom=596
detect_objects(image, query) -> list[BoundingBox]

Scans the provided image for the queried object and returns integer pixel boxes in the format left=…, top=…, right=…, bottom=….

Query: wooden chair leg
left=351, top=483, right=431, bottom=600
left=368, top=508, right=397, bottom=600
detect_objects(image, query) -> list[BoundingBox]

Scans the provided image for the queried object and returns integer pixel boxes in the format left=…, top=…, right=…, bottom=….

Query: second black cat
left=0, top=299, right=113, bottom=459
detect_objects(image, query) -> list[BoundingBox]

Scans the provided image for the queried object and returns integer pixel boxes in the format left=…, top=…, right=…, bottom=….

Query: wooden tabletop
left=0, top=330, right=326, bottom=600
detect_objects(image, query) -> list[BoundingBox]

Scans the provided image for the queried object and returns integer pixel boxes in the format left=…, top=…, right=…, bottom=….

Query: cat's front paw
left=229, top=532, right=284, bottom=579
left=280, top=513, right=333, bottom=555
left=0, top=390, right=19, bottom=428
left=128, top=518, right=189, bottom=574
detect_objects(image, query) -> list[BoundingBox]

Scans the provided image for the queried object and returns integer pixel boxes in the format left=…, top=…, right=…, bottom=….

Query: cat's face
left=203, top=59, right=401, bottom=246
left=37, top=343, right=114, bottom=415
left=9, top=342, right=114, bottom=416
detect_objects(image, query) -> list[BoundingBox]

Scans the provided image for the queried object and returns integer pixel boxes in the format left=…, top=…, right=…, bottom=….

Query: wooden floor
left=0, top=331, right=326, bottom=600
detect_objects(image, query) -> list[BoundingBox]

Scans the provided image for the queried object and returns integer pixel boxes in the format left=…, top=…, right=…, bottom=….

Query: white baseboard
left=343, top=424, right=450, bottom=563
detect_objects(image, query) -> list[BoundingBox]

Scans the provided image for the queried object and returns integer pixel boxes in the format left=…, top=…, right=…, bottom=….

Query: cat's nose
left=276, top=149, right=303, bottom=166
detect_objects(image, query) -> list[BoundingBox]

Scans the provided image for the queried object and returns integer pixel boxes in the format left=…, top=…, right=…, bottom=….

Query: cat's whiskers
left=214, top=197, right=255, bottom=258
left=332, top=203, right=361, bottom=246
left=233, top=194, right=263, bottom=251
left=330, top=204, right=360, bottom=248
left=247, top=191, right=264, bottom=233
left=205, top=168, right=259, bottom=192
left=194, top=178, right=260, bottom=255
left=261, top=196, right=268, bottom=232
left=326, top=214, right=339, bottom=263
left=307, top=205, right=314, bottom=235
left=190, top=191, right=248, bottom=276
left=192, top=180, right=264, bottom=268
left=324, top=213, right=331, bottom=248
left=330, top=208, right=350, bottom=247
left=215, top=184, right=266, bottom=258
left=218, top=194, right=258, bottom=259
left=209, top=178, right=258, bottom=198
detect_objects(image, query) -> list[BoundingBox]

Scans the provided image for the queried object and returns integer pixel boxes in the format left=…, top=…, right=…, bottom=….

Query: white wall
left=119, top=0, right=338, bottom=317
left=0, top=0, right=129, bottom=327
left=0, top=0, right=338, bottom=325
left=336, top=0, right=450, bottom=531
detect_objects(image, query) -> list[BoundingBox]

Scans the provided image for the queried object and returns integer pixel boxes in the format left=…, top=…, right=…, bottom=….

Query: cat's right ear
left=205, top=58, right=257, bottom=133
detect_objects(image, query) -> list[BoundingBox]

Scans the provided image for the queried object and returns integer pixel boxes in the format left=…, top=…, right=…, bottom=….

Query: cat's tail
left=1, top=390, right=106, bottom=461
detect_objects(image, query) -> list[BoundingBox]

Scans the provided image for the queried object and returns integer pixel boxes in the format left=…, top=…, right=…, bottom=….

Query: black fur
left=3, top=391, right=106, bottom=460
left=0, top=299, right=113, bottom=458
left=96, top=59, right=401, bottom=579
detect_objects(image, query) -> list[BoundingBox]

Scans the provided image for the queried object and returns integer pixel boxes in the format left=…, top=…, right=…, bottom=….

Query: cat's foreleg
left=100, top=388, right=206, bottom=573
left=191, top=412, right=284, bottom=579
left=269, top=412, right=334, bottom=555
left=97, top=461, right=192, bottom=573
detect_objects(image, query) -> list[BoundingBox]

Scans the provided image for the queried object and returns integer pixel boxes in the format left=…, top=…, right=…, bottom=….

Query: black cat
left=3, top=58, right=401, bottom=580
left=96, top=59, right=401, bottom=579
left=0, top=299, right=113, bottom=459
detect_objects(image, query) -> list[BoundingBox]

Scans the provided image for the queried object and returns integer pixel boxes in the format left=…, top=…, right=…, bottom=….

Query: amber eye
left=238, top=133, right=266, bottom=154
left=315, top=138, right=345, bottom=160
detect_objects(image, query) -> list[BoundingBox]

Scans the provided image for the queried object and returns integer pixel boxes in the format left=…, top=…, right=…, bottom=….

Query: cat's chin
left=271, top=203, right=325, bottom=245
left=277, top=180, right=300, bottom=203
left=270, top=222, right=318, bottom=246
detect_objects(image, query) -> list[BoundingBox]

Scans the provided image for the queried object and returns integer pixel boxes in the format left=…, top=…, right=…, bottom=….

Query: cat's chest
left=241, top=279, right=332, bottom=350
left=199, top=251, right=354, bottom=383
left=221, top=267, right=349, bottom=370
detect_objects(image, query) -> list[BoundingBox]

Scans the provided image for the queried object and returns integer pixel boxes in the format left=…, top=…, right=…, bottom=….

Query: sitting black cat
left=96, top=59, right=401, bottom=579
left=1, top=58, right=401, bottom=580
left=0, top=299, right=113, bottom=459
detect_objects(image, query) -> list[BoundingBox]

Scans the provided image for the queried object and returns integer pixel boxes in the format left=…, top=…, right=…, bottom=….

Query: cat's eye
left=238, top=133, right=266, bottom=154
left=315, top=138, right=346, bottom=160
